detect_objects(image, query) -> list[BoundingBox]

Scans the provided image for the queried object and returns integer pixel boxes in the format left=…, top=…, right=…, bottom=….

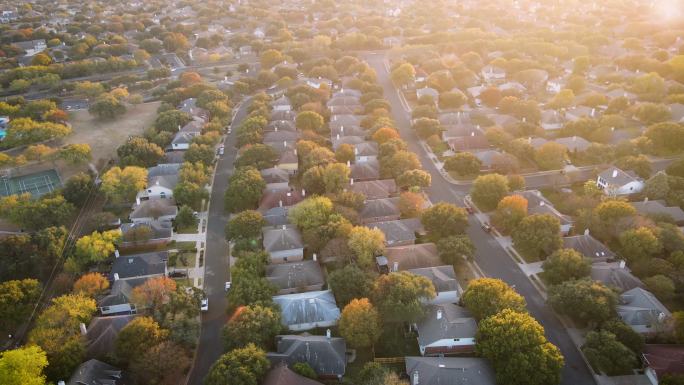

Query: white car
left=225, top=281, right=231, bottom=291
left=201, top=298, right=208, bottom=312
left=219, top=146, right=225, bottom=155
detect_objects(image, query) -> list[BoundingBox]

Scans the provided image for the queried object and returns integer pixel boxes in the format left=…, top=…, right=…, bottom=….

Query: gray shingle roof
left=416, top=304, right=477, bottom=348
left=266, top=260, right=324, bottom=293
left=618, top=287, right=671, bottom=332
left=130, top=199, right=178, bottom=220
left=563, top=234, right=615, bottom=261
left=109, top=251, right=167, bottom=280
left=86, top=315, right=137, bottom=359
left=407, top=265, right=460, bottom=295
left=591, top=262, right=643, bottom=293
left=598, top=167, right=641, bottom=187
left=404, top=357, right=496, bottom=385
left=349, top=179, right=396, bottom=199
left=263, top=362, right=324, bottom=385
left=268, top=334, right=346, bottom=377
left=384, top=243, right=441, bottom=270
left=632, top=200, right=684, bottom=223
left=371, top=218, right=424, bottom=245
left=263, top=225, right=304, bottom=253
left=360, top=197, right=401, bottom=222
left=67, top=359, right=124, bottom=385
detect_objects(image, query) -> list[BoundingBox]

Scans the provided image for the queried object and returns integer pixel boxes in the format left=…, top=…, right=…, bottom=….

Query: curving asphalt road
left=364, top=53, right=597, bottom=385
left=187, top=97, right=252, bottom=385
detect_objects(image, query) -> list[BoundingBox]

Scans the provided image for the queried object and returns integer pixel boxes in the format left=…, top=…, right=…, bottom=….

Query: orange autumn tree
left=371, top=127, right=400, bottom=144
left=73, top=272, right=109, bottom=297
left=131, top=276, right=176, bottom=312
left=492, top=195, right=528, bottom=234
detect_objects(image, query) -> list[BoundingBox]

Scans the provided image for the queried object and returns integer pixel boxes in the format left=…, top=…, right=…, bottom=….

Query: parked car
left=169, top=271, right=187, bottom=278
left=219, top=146, right=225, bottom=155
left=225, top=281, right=231, bottom=291
left=481, top=223, right=492, bottom=233
left=201, top=298, right=208, bottom=312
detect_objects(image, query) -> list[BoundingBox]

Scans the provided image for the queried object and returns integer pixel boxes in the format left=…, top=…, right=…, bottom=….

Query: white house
left=597, top=167, right=644, bottom=196
left=481, top=65, right=506, bottom=83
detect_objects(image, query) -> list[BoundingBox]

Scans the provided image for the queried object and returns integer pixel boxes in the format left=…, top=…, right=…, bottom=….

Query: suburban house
left=555, top=136, right=592, bottom=153
left=446, top=135, right=490, bottom=152
left=481, top=65, right=506, bottom=83
left=515, top=190, right=573, bottom=235
left=408, top=265, right=461, bottom=304
left=413, top=304, right=477, bottom=356
left=261, top=167, right=291, bottom=184
left=597, top=167, right=644, bottom=196
left=170, top=124, right=202, bottom=150
left=378, top=243, right=441, bottom=272
left=109, top=251, right=168, bottom=282
left=632, top=199, right=684, bottom=225
left=371, top=218, right=424, bottom=246
left=441, top=124, right=482, bottom=142
left=272, top=290, right=341, bottom=331
left=263, top=225, right=304, bottom=264
left=258, top=183, right=305, bottom=212
left=643, top=345, right=684, bottom=385
left=265, top=260, right=325, bottom=295
left=66, top=359, right=127, bottom=385
left=416, top=87, right=439, bottom=100
left=350, top=159, right=380, bottom=181
left=270, top=110, right=297, bottom=122
left=540, top=110, right=565, bottom=131
left=472, top=149, right=506, bottom=171
left=268, top=334, right=347, bottom=379
left=563, top=232, right=616, bottom=262
left=263, top=362, right=324, bottom=385
left=348, top=179, right=397, bottom=200
left=360, top=197, right=401, bottom=224
left=99, top=276, right=153, bottom=316
left=129, top=199, right=178, bottom=224
left=119, top=221, right=173, bottom=248
left=264, top=131, right=302, bottom=148
left=405, top=357, right=496, bottom=385
left=618, top=287, right=672, bottom=335
left=270, top=95, right=292, bottom=112
left=327, top=96, right=360, bottom=108
left=275, top=149, right=299, bottom=175
left=12, top=39, right=47, bottom=56
left=137, top=164, right=181, bottom=201
left=591, top=261, right=643, bottom=293
left=266, top=120, right=296, bottom=133
left=84, top=314, right=137, bottom=359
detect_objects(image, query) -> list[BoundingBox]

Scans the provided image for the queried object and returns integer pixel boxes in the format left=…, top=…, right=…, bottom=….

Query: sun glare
left=653, top=0, right=684, bottom=22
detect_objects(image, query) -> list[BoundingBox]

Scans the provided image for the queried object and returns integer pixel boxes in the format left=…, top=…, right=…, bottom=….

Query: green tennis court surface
left=0, top=169, right=61, bottom=198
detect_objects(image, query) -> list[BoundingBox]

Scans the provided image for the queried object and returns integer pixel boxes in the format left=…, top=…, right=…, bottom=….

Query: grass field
left=67, top=101, right=161, bottom=164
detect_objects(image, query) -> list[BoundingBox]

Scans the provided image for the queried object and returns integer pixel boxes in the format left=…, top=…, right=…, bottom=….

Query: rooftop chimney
left=612, top=169, right=618, bottom=178
left=350, top=178, right=354, bottom=185
left=115, top=249, right=120, bottom=258
left=302, top=189, right=306, bottom=197
left=282, top=225, right=287, bottom=230
left=619, top=260, right=626, bottom=269
left=58, top=382, right=66, bottom=385
left=347, top=160, right=351, bottom=167
left=337, top=134, right=340, bottom=140
left=79, top=322, right=87, bottom=336
left=313, top=253, right=317, bottom=261
left=279, top=199, right=283, bottom=207
left=584, top=228, right=590, bottom=236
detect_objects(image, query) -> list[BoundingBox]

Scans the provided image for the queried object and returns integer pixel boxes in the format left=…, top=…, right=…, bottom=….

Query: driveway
left=187, top=98, right=252, bottom=385
left=365, top=53, right=597, bottom=385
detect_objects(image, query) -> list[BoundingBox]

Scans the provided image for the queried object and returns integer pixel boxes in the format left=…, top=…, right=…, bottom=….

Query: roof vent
left=612, top=169, right=618, bottom=178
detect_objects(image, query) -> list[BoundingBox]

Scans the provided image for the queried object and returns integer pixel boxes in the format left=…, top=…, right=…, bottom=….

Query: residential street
left=187, top=98, right=252, bottom=385
left=365, top=53, right=597, bottom=385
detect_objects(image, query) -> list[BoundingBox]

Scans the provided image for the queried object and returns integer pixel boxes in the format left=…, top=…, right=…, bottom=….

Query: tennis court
left=0, top=169, right=62, bottom=198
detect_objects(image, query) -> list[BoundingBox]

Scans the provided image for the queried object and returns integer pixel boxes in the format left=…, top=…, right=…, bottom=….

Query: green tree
left=204, top=344, right=270, bottom=385
left=72, top=230, right=121, bottom=269
left=582, top=330, right=637, bottom=376
left=541, top=249, right=591, bottom=285
left=116, top=316, right=168, bottom=365
left=619, top=227, right=662, bottom=263
left=58, top=144, right=92, bottom=165
left=470, top=174, right=509, bottom=211
left=437, top=235, right=475, bottom=265
left=420, top=202, right=468, bottom=240
left=225, top=210, right=266, bottom=242
left=226, top=275, right=276, bottom=312
left=0, top=346, right=48, bottom=385
left=411, top=117, right=442, bottom=139
left=129, top=341, right=190, bottom=385
left=643, top=274, right=676, bottom=300
left=292, top=362, right=317, bottom=379
left=328, top=264, right=374, bottom=307
left=288, top=196, right=334, bottom=231
left=476, top=309, right=564, bottom=385
left=117, top=136, right=164, bottom=167
left=645, top=122, right=684, bottom=154
left=0, top=279, right=41, bottom=335
left=635, top=103, right=671, bottom=124
left=295, top=111, right=325, bottom=132
left=396, top=169, right=431, bottom=189
left=339, top=298, right=381, bottom=349
left=260, top=49, right=284, bottom=69
left=235, top=144, right=279, bottom=170
left=512, top=214, right=562, bottom=261
left=615, top=155, right=652, bottom=179
left=380, top=151, right=421, bottom=179
left=89, top=94, right=126, bottom=120
left=444, top=152, right=482, bottom=176
left=154, top=110, right=191, bottom=132
left=371, top=272, right=435, bottom=323
left=461, top=278, right=526, bottom=320
left=184, top=143, right=215, bottom=166
left=173, top=181, right=209, bottom=211
left=439, top=90, right=467, bottom=110
left=223, top=305, right=281, bottom=350
left=548, top=279, right=617, bottom=326
left=601, top=319, right=644, bottom=355
left=548, top=89, right=575, bottom=109
left=174, top=205, right=198, bottom=231
left=491, top=195, right=528, bottom=234
left=674, top=311, right=684, bottom=343
left=224, top=167, right=266, bottom=213
left=535, top=142, right=568, bottom=170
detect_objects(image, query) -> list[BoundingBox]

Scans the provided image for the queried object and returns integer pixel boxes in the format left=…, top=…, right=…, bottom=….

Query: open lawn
left=67, top=101, right=161, bottom=165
